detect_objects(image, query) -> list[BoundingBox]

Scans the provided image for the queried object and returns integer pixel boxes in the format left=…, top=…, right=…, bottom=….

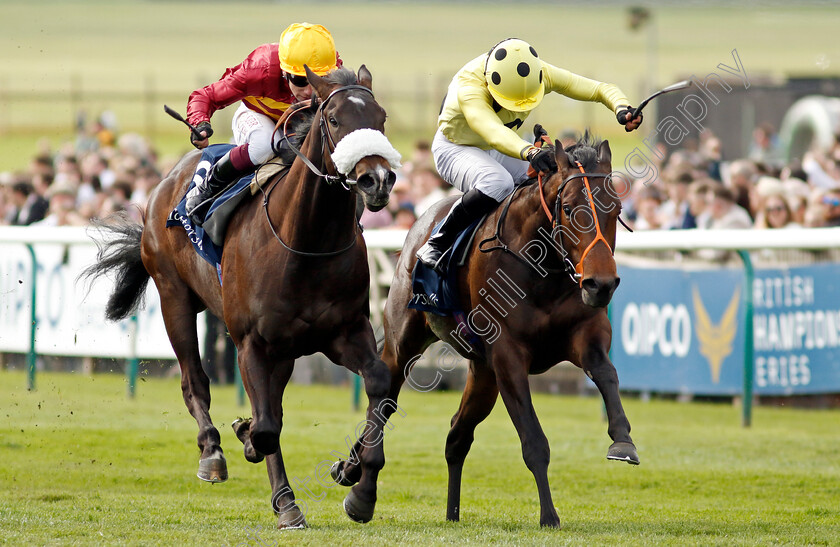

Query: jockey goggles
left=286, top=73, right=309, bottom=87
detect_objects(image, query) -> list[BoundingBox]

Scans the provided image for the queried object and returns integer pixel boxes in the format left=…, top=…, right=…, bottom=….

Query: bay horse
left=331, top=133, right=638, bottom=527
left=83, top=66, right=398, bottom=528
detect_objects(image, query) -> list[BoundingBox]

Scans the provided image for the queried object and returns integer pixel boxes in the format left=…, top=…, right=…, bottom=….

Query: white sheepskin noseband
left=330, top=128, right=402, bottom=176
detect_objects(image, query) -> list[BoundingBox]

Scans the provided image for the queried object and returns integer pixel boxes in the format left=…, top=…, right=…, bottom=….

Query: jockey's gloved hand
left=617, top=107, right=643, bottom=132
left=190, top=121, right=213, bottom=148
left=526, top=145, right=557, bottom=173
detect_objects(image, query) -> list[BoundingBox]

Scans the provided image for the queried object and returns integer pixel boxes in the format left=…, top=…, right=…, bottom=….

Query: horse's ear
left=304, top=65, right=327, bottom=98
left=554, top=139, right=572, bottom=171
left=598, top=140, right=612, bottom=165
left=358, top=64, right=372, bottom=89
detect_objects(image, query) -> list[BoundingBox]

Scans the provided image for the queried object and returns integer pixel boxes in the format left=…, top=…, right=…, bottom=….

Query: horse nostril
left=581, top=278, right=600, bottom=293
left=356, top=173, right=375, bottom=191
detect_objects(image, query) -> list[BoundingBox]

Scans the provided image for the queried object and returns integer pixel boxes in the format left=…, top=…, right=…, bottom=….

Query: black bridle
left=262, top=83, right=376, bottom=258
left=278, top=84, right=376, bottom=189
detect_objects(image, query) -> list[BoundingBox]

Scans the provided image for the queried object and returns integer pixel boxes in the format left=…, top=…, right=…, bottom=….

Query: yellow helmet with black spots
left=484, top=38, right=545, bottom=113
left=278, top=22, right=337, bottom=76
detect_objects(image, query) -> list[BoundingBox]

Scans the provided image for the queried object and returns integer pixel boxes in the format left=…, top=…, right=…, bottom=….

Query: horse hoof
left=343, top=489, right=375, bottom=523
left=277, top=507, right=307, bottom=530
left=231, top=417, right=251, bottom=441
left=197, top=456, right=228, bottom=483
left=244, top=444, right=264, bottom=464
left=607, top=441, right=640, bottom=465
left=330, top=460, right=357, bottom=487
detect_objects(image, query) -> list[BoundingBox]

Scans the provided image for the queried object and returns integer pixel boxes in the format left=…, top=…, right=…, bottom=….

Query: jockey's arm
left=457, top=84, right=533, bottom=160
left=541, top=61, right=631, bottom=118
left=186, top=54, right=261, bottom=128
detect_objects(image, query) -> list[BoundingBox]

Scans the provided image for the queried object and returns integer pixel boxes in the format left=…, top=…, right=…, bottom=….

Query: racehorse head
left=304, top=65, right=399, bottom=212
left=550, top=134, right=621, bottom=308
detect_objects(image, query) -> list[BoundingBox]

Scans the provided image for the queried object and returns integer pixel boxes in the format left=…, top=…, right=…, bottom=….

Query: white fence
left=3, top=224, right=840, bottom=361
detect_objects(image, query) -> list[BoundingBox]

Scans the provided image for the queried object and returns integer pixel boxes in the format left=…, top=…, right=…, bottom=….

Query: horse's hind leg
left=445, top=360, right=498, bottom=522
left=236, top=335, right=281, bottom=457
left=493, top=340, right=560, bottom=528
left=325, top=319, right=395, bottom=524
left=157, top=281, right=226, bottom=482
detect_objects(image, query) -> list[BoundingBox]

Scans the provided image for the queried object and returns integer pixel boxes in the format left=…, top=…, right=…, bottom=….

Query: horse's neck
left=272, top=128, right=356, bottom=248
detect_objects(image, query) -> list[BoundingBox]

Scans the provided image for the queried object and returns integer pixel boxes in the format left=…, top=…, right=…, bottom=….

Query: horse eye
left=562, top=205, right=572, bottom=216
left=329, top=116, right=338, bottom=127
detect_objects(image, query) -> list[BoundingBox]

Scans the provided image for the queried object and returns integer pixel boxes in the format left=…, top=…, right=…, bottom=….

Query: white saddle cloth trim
left=331, top=128, right=402, bottom=176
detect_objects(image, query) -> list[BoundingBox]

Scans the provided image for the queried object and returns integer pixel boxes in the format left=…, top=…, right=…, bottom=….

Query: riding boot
left=185, top=151, right=254, bottom=227
left=416, top=188, right=498, bottom=273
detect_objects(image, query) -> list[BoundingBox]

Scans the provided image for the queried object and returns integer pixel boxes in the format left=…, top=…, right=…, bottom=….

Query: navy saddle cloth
left=165, top=144, right=256, bottom=283
left=408, top=216, right=484, bottom=317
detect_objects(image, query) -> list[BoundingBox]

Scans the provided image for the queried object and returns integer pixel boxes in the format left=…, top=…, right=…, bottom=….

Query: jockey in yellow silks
left=416, top=38, right=643, bottom=272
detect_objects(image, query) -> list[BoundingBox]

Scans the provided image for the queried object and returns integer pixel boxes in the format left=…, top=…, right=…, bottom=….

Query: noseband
left=543, top=162, right=614, bottom=284
left=263, top=84, right=375, bottom=258
left=480, top=161, right=615, bottom=285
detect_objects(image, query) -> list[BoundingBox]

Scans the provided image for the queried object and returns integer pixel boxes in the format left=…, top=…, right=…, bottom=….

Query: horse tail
left=79, top=213, right=150, bottom=322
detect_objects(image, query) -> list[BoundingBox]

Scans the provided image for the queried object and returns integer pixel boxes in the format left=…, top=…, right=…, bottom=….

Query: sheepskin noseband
left=330, top=128, right=402, bottom=176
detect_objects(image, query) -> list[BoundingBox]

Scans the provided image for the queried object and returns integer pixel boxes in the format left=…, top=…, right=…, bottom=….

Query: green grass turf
left=0, top=370, right=838, bottom=545
left=2, top=2, right=840, bottom=171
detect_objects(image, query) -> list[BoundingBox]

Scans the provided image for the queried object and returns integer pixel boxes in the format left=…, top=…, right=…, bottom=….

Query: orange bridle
left=537, top=161, right=613, bottom=286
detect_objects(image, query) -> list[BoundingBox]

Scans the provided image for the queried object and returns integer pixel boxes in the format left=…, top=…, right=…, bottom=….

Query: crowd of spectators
left=616, top=124, right=840, bottom=233
left=3, top=112, right=840, bottom=236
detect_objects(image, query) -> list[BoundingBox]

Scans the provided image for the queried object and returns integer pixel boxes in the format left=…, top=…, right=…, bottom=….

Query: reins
left=262, top=83, right=375, bottom=258
left=480, top=161, right=616, bottom=285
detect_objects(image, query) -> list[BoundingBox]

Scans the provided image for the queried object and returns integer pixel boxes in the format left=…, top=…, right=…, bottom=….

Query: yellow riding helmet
left=278, top=22, right=337, bottom=76
left=484, top=38, right=545, bottom=112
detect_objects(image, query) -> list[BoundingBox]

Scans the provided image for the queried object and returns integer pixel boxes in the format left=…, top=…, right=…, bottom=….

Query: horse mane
left=281, top=68, right=359, bottom=156
left=319, top=66, right=358, bottom=88
left=563, top=130, right=603, bottom=171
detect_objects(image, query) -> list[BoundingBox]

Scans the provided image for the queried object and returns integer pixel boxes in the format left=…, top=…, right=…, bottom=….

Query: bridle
left=480, top=160, right=616, bottom=285
left=538, top=161, right=614, bottom=284
left=262, top=83, right=376, bottom=258
left=278, top=84, right=376, bottom=190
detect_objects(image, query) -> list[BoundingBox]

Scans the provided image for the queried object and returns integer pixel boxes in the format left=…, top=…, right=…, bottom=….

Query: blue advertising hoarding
left=610, top=262, right=840, bottom=395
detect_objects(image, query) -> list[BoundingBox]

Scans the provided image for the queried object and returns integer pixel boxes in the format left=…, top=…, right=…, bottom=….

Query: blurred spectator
left=413, top=167, right=454, bottom=218
left=633, top=185, right=665, bottom=230
left=33, top=184, right=87, bottom=227
left=818, top=188, right=840, bottom=227
left=748, top=122, right=784, bottom=169
left=686, top=180, right=715, bottom=229
left=724, top=159, right=757, bottom=218
left=754, top=194, right=800, bottom=229
left=660, top=170, right=693, bottom=229
left=7, top=180, right=49, bottom=225
left=707, top=185, right=752, bottom=229
left=401, top=139, right=434, bottom=175
left=802, top=148, right=840, bottom=190
left=392, top=205, right=417, bottom=230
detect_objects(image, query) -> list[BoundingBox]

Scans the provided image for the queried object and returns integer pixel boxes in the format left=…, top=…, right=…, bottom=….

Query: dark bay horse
left=83, top=66, right=398, bottom=528
left=332, top=134, right=638, bottom=527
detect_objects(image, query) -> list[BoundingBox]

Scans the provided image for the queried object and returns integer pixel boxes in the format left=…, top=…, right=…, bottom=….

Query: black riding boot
left=186, top=151, right=254, bottom=227
left=416, top=188, right=498, bottom=273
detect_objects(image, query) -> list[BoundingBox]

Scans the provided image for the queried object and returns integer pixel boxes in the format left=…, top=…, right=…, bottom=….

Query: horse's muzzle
left=356, top=163, right=396, bottom=211
left=581, top=276, right=620, bottom=308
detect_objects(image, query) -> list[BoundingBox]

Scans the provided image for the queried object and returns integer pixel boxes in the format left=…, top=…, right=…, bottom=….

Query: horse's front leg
left=492, top=337, right=560, bottom=528
left=573, top=319, right=639, bottom=465
left=324, top=318, right=392, bottom=524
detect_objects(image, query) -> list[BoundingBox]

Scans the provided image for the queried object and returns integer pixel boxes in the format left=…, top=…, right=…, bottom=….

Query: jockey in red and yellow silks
left=184, top=23, right=342, bottom=226
left=416, top=38, right=643, bottom=272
